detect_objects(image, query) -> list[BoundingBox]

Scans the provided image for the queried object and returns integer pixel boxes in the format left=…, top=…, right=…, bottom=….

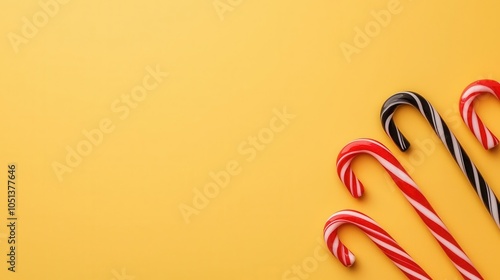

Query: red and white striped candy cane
left=336, top=138, right=483, bottom=280
left=324, top=209, right=431, bottom=280
left=460, top=79, right=500, bottom=150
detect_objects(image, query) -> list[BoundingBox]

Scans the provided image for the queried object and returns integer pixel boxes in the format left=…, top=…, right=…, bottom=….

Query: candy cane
left=460, top=79, right=500, bottom=150
left=381, top=91, right=500, bottom=228
left=324, top=209, right=431, bottom=280
left=337, top=138, right=483, bottom=280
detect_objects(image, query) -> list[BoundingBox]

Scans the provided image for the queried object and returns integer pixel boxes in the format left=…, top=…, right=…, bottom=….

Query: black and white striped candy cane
left=380, top=91, right=500, bottom=228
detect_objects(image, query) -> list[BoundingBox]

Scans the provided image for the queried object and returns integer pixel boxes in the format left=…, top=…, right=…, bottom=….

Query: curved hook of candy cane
left=337, top=138, right=483, bottom=280
left=337, top=138, right=416, bottom=198
left=380, top=91, right=448, bottom=152
left=324, top=209, right=431, bottom=280
left=380, top=91, right=500, bottom=229
left=460, top=79, right=500, bottom=150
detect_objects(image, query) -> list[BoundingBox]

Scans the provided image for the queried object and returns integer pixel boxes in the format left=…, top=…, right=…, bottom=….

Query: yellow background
left=1, top=0, right=500, bottom=279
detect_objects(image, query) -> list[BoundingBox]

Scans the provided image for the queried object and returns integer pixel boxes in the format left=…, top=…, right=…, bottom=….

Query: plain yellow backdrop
left=1, top=0, right=500, bottom=279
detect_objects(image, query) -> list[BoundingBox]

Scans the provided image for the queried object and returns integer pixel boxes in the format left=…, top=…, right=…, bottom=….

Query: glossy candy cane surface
left=460, top=79, right=500, bottom=150
left=324, top=209, right=431, bottom=280
left=381, top=91, right=500, bottom=228
left=337, top=138, right=483, bottom=280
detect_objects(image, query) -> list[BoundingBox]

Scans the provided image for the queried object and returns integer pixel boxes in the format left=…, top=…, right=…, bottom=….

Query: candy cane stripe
left=324, top=210, right=431, bottom=280
left=381, top=91, right=500, bottom=229
left=460, top=80, right=500, bottom=149
left=337, top=138, right=484, bottom=279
